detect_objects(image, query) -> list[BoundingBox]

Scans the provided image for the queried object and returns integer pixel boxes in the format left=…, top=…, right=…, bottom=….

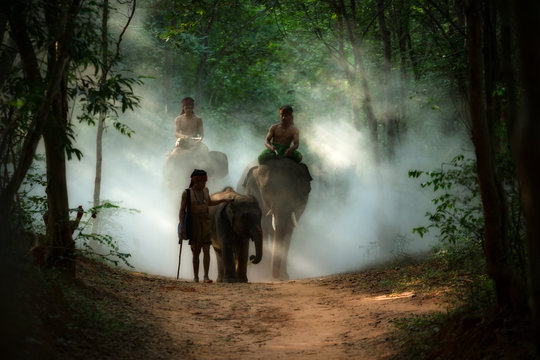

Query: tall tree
left=1, top=1, right=81, bottom=269
left=293, top=0, right=379, bottom=157
left=465, top=0, right=525, bottom=310
left=377, top=0, right=400, bottom=158
left=92, top=0, right=137, bottom=233
left=1, top=0, right=140, bottom=271
left=511, top=0, right=540, bottom=347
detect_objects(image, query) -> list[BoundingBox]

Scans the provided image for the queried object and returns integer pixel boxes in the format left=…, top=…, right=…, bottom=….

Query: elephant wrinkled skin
left=239, top=158, right=312, bottom=280
left=209, top=187, right=263, bottom=283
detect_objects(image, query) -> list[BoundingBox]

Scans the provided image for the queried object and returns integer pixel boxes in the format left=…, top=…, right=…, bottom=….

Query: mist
left=61, top=8, right=470, bottom=282
left=62, top=80, right=467, bottom=283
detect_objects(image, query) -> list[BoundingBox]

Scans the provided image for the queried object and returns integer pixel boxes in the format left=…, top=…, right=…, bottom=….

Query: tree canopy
left=1, top=0, right=539, bottom=356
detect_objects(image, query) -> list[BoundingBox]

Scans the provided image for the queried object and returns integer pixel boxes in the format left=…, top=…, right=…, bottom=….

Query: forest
left=1, top=0, right=539, bottom=358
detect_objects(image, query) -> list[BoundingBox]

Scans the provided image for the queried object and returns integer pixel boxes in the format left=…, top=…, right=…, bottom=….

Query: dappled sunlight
left=60, top=1, right=465, bottom=284
left=372, top=291, right=416, bottom=301
left=304, top=119, right=372, bottom=174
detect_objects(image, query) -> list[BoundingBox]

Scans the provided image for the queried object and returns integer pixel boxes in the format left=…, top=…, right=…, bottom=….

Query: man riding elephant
left=173, top=97, right=208, bottom=153
left=258, top=105, right=303, bottom=164
left=164, top=97, right=229, bottom=189
left=241, top=104, right=311, bottom=280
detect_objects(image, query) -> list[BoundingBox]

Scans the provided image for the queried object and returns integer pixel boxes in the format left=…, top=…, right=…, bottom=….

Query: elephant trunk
left=249, top=224, right=263, bottom=264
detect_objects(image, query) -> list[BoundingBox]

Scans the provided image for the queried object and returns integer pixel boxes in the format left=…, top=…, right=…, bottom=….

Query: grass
left=383, top=243, right=537, bottom=360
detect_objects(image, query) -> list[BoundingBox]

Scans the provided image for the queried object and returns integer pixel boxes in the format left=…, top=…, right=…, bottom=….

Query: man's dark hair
left=280, top=105, right=293, bottom=113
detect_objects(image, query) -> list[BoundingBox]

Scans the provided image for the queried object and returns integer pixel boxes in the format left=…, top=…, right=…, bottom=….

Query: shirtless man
left=258, top=105, right=302, bottom=164
left=174, top=97, right=207, bottom=151
left=179, top=169, right=232, bottom=283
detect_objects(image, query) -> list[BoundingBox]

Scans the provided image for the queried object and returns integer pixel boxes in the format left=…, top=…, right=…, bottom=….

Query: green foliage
left=409, top=148, right=527, bottom=281
left=409, top=154, right=484, bottom=246
left=74, top=71, right=142, bottom=141
left=72, top=201, right=137, bottom=268
left=13, top=161, right=48, bottom=235
left=14, top=166, right=134, bottom=268
left=75, top=232, right=133, bottom=268
left=0, top=0, right=142, bottom=202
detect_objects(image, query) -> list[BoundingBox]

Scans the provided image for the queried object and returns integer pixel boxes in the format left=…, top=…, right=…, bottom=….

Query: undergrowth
left=388, top=155, right=536, bottom=359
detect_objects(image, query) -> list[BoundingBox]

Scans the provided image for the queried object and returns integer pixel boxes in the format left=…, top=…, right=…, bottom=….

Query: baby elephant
left=209, top=187, right=263, bottom=283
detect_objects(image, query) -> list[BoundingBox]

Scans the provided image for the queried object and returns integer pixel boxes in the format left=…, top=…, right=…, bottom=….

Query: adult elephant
left=209, top=187, right=263, bottom=283
left=239, top=158, right=312, bottom=280
left=164, top=144, right=228, bottom=190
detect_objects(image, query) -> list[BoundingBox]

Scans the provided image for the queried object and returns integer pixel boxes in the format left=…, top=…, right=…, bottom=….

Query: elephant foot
left=273, top=268, right=289, bottom=281
left=193, top=276, right=199, bottom=283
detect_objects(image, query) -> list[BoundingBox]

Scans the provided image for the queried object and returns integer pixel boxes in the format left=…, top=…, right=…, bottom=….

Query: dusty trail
left=77, top=259, right=442, bottom=360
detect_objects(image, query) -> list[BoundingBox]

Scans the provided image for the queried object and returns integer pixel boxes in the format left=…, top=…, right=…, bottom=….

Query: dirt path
left=76, top=259, right=443, bottom=360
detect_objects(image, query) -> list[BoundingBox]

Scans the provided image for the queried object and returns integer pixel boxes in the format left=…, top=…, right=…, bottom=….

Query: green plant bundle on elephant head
left=239, top=158, right=312, bottom=280
left=209, top=187, right=263, bottom=283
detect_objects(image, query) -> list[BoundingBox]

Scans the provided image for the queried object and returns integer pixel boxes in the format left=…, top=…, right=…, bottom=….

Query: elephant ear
left=242, top=166, right=258, bottom=188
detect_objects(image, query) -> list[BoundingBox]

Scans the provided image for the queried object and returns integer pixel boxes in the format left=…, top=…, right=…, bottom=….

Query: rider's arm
left=206, top=188, right=233, bottom=206
left=285, top=127, right=299, bottom=155
left=264, top=125, right=277, bottom=153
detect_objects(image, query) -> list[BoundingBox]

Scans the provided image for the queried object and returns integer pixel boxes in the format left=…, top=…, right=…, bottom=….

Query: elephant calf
left=209, top=187, right=263, bottom=283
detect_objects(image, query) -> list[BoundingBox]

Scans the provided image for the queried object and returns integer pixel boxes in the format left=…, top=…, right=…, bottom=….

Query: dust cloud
left=62, top=8, right=469, bottom=282
left=64, top=81, right=468, bottom=282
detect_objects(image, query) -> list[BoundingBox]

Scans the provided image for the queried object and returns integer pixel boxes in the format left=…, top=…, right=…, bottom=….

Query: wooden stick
left=176, top=241, right=183, bottom=280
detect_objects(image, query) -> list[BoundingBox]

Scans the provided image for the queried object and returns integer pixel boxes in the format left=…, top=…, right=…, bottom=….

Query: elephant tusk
left=272, top=213, right=276, bottom=231
left=291, top=212, right=298, bottom=227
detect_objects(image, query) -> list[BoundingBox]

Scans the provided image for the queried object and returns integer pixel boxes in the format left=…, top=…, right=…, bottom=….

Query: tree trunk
left=0, top=33, right=18, bottom=87
left=43, top=77, right=74, bottom=273
left=195, top=0, right=217, bottom=104
left=511, top=0, right=540, bottom=349
left=92, top=0, right=109, bottom=233
left=0, top=1, right=75, bottom=240
left=92, top=113, right=105, bottom=233
left=377, top=0, right=391, bottom=73
left=357, top=58, right=379, bottom=159
left=465, top=0, right=520, bottom=310
left=498, top=0, right=516, bottom=139
left=337, top=0, right=379, bottom=159
left=377, top=0, right=397, bottom=159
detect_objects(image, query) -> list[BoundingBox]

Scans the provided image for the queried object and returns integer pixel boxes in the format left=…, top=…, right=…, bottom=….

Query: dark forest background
left=1, top=0, right=539, bottom=358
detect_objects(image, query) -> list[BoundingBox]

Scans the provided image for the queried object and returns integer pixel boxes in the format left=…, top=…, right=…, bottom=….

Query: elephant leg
left=272, top=227, right=293, bottom=280
left=222, top=239, right=239, bottom=283
left=235, top=241, right=249, bottom=283
left=279, top=234, right=292, bottom=281
left=217, top=221, right=238, bottom=283
left=212, top=247, right=224, bottom=283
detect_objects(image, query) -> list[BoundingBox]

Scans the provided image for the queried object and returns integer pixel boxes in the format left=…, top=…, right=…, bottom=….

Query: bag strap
left=186, top=188, right=191, bottom=214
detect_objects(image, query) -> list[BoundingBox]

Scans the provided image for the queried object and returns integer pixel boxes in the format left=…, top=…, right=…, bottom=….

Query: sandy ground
left=76, top=258, right=444, bottom=360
